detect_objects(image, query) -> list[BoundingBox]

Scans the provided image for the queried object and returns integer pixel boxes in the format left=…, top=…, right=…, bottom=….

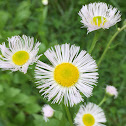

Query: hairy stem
left=99, top=95, right=107, bottom=106
left=89, top=32, right=99, bottom=54
left=98, top=25, right=126, bottom=66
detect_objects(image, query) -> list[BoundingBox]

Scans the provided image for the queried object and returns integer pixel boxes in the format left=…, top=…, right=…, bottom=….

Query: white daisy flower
left=35, top=43, right=98, bottom=107
left=42, top=104, right=54, bottom=122
left=0, top=35, right=41, bottom=74
left=106, top=85, right=118, bottom=98
left=79, top=2, right=121, bottom=33
left=74, top=102, right=106, bottom=126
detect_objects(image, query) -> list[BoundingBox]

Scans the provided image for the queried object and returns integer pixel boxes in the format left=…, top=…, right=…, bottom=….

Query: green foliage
left=0, top=0, right=126, bottom=126
left=0, top=11, right=9, bottom=30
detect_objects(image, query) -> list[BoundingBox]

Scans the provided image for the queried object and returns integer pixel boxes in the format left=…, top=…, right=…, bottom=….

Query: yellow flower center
left=54, top=63, right=79, bottom=87
left=82, top=114, right=95, bottom=126
left=92, top=16, right=107, bottom=26
left=12, top=51, right=29, bottom=65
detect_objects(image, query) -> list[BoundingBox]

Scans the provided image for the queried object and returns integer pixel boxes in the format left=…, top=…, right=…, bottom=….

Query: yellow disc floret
left=82, top=114, right=95, bottom=126
left=12, top=51, right=29, bottom=65
left=92, top=16, right=107, bottom=26
left=54, top=63, right=79, bottom=87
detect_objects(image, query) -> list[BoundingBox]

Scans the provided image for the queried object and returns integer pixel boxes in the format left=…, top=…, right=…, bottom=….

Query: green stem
left=98, top=25, right=126, bottom=66
left=89, top=32, right=99, bottom=54
left=98, top=95, right=107, bottom=106
left=43, top=6, right=48, bottom=22
left=65, top=106, right=74, bottom=126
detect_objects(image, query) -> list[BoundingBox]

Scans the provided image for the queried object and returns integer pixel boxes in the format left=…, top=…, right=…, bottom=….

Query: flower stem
left=65, top=106, right=74, bottom=126
left=98, top=25, right=126, bottom=66
left=89, top=32, right=99, bottom=54
left=98, top=95, right=107, bottom=106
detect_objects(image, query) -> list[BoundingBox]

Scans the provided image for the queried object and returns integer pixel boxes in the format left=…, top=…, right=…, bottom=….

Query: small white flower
left=74, top=102, right=106, bottom=126
left=106, top=85, right=118, bottom=98
left=42, top=0, right=48, bottom=5
left=35, top=43, right=98, bottom=107
left=79, top=2, right=121, bottom=33
left=0, top=35, right=41, bottom=74
left=42, top=104, right=54, bottom=122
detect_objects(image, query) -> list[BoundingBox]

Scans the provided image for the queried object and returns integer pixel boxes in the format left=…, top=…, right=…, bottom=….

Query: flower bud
left=42, top=0, right=48, bottom=5
left=106, top=85, right=118, bottom=98
left=42, top=105, right=54, bottom=122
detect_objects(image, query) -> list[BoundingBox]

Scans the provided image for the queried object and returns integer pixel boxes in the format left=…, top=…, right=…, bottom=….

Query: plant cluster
left=0, top=0, right=126, bottom=126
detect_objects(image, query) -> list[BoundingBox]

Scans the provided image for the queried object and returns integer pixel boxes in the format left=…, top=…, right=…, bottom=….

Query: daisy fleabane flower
left=0, top=35, right=41, bottom=74
left=74, top=102, right=106, bottom=126
left=79, top=2, right=121, bottom=33
left=35, top=43, right=98, bottom=107
left=42, top=104, right=54, bottom=122
left=106, top=85, right=118, bottom=98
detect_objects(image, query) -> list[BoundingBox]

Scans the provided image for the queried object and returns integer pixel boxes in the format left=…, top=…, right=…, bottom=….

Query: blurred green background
left=0, top=0, right=126, bottom=126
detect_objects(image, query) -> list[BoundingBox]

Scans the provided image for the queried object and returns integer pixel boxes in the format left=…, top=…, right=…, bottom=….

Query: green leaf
left=54, top=110, right=63, bottom=120
left=38, top=43, right=46, bottom=53
left=6, top=87, right=21, bottom=98
left=1, top=30, right=22, bottom=38
left=13, top=1, right=31, bottom=26
left=24, top=103, right=41, bottom=114
left=14, top=111, right=25, bottom=125
left=13, top=93, right=29, bottom=103
left=0, top=11, right=9, bottom=30
left=33, top=114, right=44, bottom=126
left=59, top=115, right=70, bottom=126
left=24, top=96, right=37, bottom=104
left=33, top=114, right=43, bottom=120
left=13, top=72, right=27, bottom=84
left=44, top=119, right=60, bottom=126
left=33, top=114, right=62, bottom=126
